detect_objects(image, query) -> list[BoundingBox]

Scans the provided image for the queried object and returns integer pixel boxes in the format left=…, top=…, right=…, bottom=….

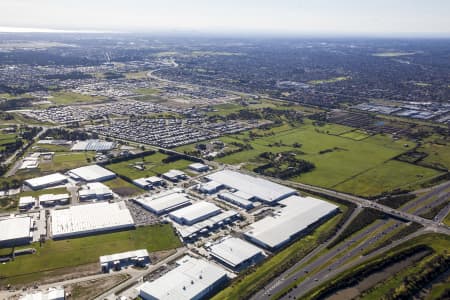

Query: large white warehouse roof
left=68, top=165, right=116, bottom=182
left=209, top=237, right=264, bottom=269
left=0, top=216, right=32, bottom=244
left=24, top=173, right=67, bottom=189
left=139, top=255, right=228, bottom=300
left=169, top=201, right=221, bottom=225
left=51, top=201, right=134, bottom=238
left=136, top=189, right=191, bottom=215
left=244, top=195, right=338, bottom=249
left=206, top=170, right=296, bottom=203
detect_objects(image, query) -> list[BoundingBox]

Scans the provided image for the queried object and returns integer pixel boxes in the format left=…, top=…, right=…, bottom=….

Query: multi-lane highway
left=252, top=178, right=450, bottom=300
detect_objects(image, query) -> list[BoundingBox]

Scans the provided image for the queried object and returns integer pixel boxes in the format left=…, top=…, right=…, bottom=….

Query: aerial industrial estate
left=0, top=32, right=449, bottom=300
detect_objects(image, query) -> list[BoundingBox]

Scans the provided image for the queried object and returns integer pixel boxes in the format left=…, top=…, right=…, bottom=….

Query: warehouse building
left=135, top=189, right=192, bottom=215
left=172, top=210, right=240, bottom=242
left=0, top=216, right=32, bottom=247
left=208, top=237, right=265, bottom=272
left=139, top=255, right=228, bottom=300
left=198, top=181, right=223, bottom=194
left=133, top=176, right=165, bottom=189
left=189, top=163, right=209, bottom=172
left=19, top=196, right=36, bottom=210
left=100, top=249, right=149, bottom=272
left=217, top=192, right=254, bottom=210
left=38, top=193, right=70, bottom=207
left=169, top=201, right=221, bottom=225
left=50, top=201, right=134, bottom=239
left=24, top=173, right=68, bottom=190
left=68, top=165, right=116, bottom=182
left=244, top=195, right=339, bottom=250
left=162, top=169, right=187, bottom=182
left=71, top=139, right=115, bottom=152
left=79, top=182, right=113, bottom=201
left=206, top=170, right=296, bottom=204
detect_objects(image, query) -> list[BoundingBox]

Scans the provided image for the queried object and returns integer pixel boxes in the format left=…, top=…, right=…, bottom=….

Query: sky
left=0, top=0, right=449, bottom=36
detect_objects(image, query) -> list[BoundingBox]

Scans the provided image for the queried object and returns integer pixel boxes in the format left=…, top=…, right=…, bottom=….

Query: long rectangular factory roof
left=209, top=237, right=264, bottom=268
left=139, top=255, right=228, bottom=300
left=169, top=201, right=221, bottom=224
left=206, top=170, right=296, bottom=203
left=24, top=173, right=67, bottom=189
left=244, top=195, right=338, bottom=249
left=0, top=216, right=32, bottom=242
left=51, top=201, right=134, bottom=238
left=68, top=165, right=116, bottom=182
left=136, top=190, right=191, bottom=215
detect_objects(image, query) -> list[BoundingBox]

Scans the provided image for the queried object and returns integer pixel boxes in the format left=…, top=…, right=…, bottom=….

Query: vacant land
left=308, top=76, right=350, bottom=85
left=103, top=178, right=144, bottom=196
left=0, top=224, right=181, bottom=286
left=339, top=129, right=370, bottom=141
left=418, top=142, right=450, bottom=170
left=190, top=120, right=441, bottom=196
left=39, top=152, right=95, bottom=173
left=106, top=152, right=193, bottom=179
left=66, top=273, right=130, bottom=300
left=19, top=187, right=68, bottom=198
left=333, top=160, right=441, bottom=196
left=134, top=87, right=161, bottom=95
left=50, top=91, right=105, bottom=105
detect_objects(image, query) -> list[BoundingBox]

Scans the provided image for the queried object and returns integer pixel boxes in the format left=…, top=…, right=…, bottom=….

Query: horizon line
left=0, top=26, right=449, bottom=39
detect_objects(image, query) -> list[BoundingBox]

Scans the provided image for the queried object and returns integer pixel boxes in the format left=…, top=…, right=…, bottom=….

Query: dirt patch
left=3, top=263, right=100, bottom=289
left=112, top=187, right=140, bottom=197
left=326, top=251, right=430, bottom=300
left=150, top=249, right=177, bottom=263
left=65, top=273, right=130, bottom=300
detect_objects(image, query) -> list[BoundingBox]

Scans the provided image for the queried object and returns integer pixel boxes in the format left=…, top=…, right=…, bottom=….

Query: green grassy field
left=0, top=133, right=18, bottom=146
left=418, top=142, right=450, bottom=170
left=308, top=76, right=350, bottom=85
left=206, top=121, right=439, bottom=196
left=0, top=224, right=181, bottom=286
left=19, top=187, right=68, bottom=198
left=333, top=160, right=441, bottom=196
left=176, top=120, right=442, bottom=197
left=106, top=152, right=193, bottom=179
left=103, top=178, right=144, bottom=196
left=339, top=129, right=371, bottom=141
left=39, top=152, right=96, bottom=173
left=134, top=88, right=161, bottom=95
left=212, top=204, right=347, bottom=300
left=206, top=100, right=279, bottom=116
left=125, top=72, right=149, bottom=80
left=49, top=91, right=105, bottom=105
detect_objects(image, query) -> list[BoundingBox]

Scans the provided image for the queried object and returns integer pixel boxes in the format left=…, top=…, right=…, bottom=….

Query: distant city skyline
left=0, top=0, right=449, bottom=37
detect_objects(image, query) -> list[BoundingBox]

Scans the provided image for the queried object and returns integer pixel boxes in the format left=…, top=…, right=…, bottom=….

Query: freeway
left=278, top=229, right=428, bottom=300
left=253, top=178, right=450, bottom=300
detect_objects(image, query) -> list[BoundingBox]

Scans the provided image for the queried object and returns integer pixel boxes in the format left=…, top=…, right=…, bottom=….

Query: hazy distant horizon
left=0, top=0, right=449, bottom=38
left=0, top=26, right=450, bottom=39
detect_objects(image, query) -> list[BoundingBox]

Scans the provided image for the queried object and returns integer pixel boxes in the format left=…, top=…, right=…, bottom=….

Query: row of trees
left=253, top=151, right=315, bottom=179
